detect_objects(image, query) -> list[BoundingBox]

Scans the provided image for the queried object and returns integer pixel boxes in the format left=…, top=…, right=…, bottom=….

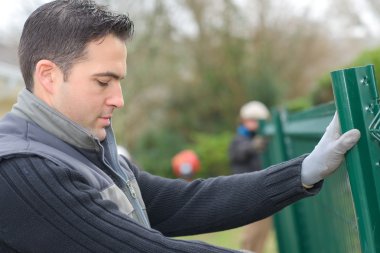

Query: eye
left=97, top=80, right=109, bottom=87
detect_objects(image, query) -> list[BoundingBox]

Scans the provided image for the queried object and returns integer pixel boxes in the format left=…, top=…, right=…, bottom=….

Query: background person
left=171, top=149, right=201, bottom=181
left=228, top=101, right=272, bottom=253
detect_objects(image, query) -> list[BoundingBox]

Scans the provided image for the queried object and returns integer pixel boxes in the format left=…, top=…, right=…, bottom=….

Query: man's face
left=242, top=119, right=259, bottom=132
left=52, top=34, right=127, bottom=141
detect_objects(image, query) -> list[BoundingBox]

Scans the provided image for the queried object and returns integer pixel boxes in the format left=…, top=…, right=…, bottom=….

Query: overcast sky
left=0, top=0, right=328, bottom=33
left=0, top=0, right=375, bottom=28
left=0, top=0, right=379, bottom=44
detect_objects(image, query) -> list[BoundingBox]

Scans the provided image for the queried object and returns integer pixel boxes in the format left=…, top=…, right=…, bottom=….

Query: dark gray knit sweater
left=0, top=90, right=322, bottom=252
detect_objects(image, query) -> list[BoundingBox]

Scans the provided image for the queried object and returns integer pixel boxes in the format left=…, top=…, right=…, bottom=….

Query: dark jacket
left=0, top=89, right=321, bottom=253
left=229, top=126, right=262, bottom=174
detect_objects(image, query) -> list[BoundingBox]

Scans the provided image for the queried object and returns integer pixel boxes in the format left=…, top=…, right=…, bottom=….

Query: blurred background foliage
left=190, top=132, right=233, bottom=178
left=111, top=0, right=380, bottom=178
left=1, top=0, right=380, bottom=179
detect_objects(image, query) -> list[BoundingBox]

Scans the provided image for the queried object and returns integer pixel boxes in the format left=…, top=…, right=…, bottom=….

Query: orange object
left=171, top=150, right=201, bottom=179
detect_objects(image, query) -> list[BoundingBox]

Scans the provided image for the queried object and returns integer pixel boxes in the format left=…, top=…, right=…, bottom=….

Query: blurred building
left=0, top=43, right=23, bottom=96
left=0, top=43, right=22, bottom=115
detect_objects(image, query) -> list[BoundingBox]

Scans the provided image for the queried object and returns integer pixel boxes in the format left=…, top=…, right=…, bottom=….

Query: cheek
left=74, top=100, right=96, bottom=119
left=59, top=90, right=92, bottom=122
left=57, top=79, right=104, bottom=124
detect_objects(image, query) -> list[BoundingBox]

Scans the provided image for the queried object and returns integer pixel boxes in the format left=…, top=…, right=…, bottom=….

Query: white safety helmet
left=240, top=101, right=270, bottom=120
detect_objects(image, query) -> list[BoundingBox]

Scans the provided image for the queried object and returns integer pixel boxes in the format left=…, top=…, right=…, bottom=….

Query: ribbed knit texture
left=0, top=154, right=320, bottom=252
left=0, top=89, right=323, bottom=252
left=134, top=155, right=322, bottom=236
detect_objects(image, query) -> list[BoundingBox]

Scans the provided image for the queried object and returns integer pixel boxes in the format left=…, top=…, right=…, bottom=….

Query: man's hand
left=301, top=112, right=361, bottom=186
left=251, top=136, right=267, bottom=153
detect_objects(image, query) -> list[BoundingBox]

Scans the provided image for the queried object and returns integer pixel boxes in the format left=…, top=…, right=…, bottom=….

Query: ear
left=34, top=59, right=62, bottom=94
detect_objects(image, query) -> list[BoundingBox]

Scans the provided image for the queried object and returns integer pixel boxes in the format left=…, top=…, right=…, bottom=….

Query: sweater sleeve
left=0, top=155, right=242, bottom=253
left=132, top=155, right=322, bottom=237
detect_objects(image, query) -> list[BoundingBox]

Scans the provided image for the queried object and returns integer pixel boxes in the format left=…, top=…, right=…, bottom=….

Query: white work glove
left=301, top=113, right=361, bottom=186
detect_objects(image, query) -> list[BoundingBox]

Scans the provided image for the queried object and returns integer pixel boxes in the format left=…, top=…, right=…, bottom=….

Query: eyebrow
left=92, top=71, right=125, bottom=80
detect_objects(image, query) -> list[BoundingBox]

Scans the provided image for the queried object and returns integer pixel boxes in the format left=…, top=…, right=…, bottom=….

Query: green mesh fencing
left=261, top=65, right=380, bottom=253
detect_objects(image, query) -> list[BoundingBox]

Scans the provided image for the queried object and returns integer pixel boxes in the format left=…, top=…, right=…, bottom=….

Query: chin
left=98, top=134, right=107, bottom=141
left=93, top=130, right=107, bottom=141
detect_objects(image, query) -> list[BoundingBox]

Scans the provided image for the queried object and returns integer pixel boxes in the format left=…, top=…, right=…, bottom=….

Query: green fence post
left=331, top=64, right=380, bottom=253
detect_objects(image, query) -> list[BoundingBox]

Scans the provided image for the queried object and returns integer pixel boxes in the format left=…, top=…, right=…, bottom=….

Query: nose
left=107, top=82, right=124, bottom=108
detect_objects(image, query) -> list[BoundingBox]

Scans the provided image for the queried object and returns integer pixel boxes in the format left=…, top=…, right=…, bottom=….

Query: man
left=0, top=1, right=360, bottom=252
left=229, top=101, right=270, bottom=175
left=228, top=101, right=272, bottom=253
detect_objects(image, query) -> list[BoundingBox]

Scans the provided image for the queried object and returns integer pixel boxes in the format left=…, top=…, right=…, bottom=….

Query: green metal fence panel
left=262, top=104, right=361, bottom=252
left=284, top=102, right=361, bottom=253
left=262, top=65, right=380, bottom=252
left=331, top=65, right=380, bottom=253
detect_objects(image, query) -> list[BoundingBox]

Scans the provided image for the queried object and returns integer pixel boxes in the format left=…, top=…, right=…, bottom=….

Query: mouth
left=99, top=115, right=112, bottom=125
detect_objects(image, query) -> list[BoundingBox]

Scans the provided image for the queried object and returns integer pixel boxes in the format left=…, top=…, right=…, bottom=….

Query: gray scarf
left=11, top=89, right=102, bottom=150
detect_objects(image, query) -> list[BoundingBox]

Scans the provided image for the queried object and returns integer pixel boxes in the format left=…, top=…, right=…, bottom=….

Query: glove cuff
left=302, top=183, right=314, bottom=189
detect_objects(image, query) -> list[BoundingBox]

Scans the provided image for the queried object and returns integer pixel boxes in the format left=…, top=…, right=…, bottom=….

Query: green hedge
left=189, top=132, right=234, bottom=178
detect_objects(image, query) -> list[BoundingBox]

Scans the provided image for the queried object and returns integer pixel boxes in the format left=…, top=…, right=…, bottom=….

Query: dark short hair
left=18, top=0, right=134, bottom=91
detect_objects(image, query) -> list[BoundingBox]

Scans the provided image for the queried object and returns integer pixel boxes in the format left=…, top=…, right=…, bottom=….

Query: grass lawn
left=177, top=227, right=279, bottom=253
